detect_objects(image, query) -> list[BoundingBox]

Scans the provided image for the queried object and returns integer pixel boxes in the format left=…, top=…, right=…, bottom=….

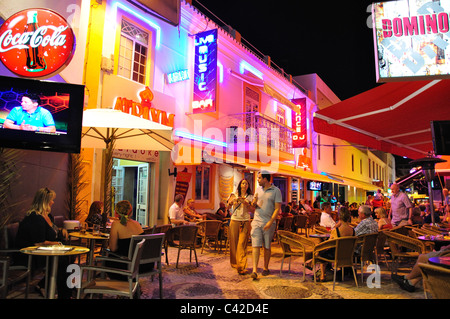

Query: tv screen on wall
left=307, top=181, right=323, bottom=191
left=0, top=75, right=85, bottom=153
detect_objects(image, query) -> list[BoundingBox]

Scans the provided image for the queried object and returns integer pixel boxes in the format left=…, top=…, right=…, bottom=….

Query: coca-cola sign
left=0, top=8, right=76, bottom=78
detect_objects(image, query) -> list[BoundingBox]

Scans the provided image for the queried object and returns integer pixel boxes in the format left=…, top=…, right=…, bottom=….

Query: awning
left=313, top=79, right=450, bottom=159
left=328, top=174, right=380, bottom=192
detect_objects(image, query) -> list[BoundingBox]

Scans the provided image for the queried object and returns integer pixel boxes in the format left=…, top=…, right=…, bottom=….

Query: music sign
left=0, top=8, right=76, bottom=78
left=192, top=29, right=217, bottom=114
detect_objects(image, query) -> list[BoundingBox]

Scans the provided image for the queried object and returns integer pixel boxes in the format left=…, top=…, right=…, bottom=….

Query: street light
left=409, top=156, right=447, bottom=225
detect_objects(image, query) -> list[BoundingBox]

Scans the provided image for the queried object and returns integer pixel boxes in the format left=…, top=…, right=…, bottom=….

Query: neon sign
left=192, top=29, right=217, bottom=114
left=167, top=69, right=189, bottom=84
left=291, top=98, right=307, bottom=148
left=114, top=86, right=174, bottom=127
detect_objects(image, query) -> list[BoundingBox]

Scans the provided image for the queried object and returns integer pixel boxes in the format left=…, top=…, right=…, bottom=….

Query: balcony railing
left=225, top=112, right=294, bottom=154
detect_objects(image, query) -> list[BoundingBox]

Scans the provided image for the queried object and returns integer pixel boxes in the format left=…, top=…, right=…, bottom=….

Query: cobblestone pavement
left=6, top=240, right=428, bottom=300
left=138, top=242, right=427, bottom=300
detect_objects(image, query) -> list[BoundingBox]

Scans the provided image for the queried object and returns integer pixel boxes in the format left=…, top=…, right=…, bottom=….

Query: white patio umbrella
left=80, top=108, right=174, bottom=222
left=81, top=108, right=174, bottom=151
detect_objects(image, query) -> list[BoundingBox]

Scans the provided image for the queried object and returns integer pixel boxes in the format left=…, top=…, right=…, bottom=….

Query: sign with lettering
left=0, top=8, right=76, bottom=78
left=114, top=86, right=175, bottom=127
left=192, top=29, right=217, bottom=114
left=373, top=0, right=450, bottom=81
left=291, top=98, right=307, bottom=148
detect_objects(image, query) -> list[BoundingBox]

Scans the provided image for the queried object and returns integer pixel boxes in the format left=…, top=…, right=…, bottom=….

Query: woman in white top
left=227, top=179, right=255, bottom=274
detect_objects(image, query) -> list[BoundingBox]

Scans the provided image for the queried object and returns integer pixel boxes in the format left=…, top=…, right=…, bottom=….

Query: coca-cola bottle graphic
left=25, top=11, right=47, bottom=72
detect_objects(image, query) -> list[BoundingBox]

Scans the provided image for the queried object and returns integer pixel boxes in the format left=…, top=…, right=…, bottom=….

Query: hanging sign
left=291, top=98, right=307, bottom=148
left=0, top=8, right=76, bottom=78
left=192, top=29, right=217, bottom=114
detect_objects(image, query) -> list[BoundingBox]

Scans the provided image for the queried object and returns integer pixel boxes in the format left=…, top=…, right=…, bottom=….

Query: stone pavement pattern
left=6, top=240, right=427, bottom=300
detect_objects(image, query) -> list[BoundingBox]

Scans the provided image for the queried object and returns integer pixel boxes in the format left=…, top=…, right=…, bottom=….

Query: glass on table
left=93, top=224, right=100, bottom=235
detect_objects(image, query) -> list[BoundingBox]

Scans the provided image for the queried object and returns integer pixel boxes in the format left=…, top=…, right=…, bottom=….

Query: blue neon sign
left=193, top=29, right=217, bottom=114
left=167, top=69, right=189, bottom=84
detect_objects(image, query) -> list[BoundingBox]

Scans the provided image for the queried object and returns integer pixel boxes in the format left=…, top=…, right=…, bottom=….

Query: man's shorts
left=250, top=221, right=276, bottom=249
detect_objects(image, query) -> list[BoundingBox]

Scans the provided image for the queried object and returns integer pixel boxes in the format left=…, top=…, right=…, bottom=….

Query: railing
left=226, top=112, right=294, bottom=154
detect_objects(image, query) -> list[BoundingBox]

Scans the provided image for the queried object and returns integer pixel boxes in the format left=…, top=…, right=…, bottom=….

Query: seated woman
left=317, top=206, right=355, bottom=281
left=183, top=199, right=204, bottom=222
left=15, top=187, right=71, bottom=299
left=85, top=201, right=103, bottom=227
left=375, top=207, right=393, bottom=230
left=106, top=200, right=152, bottom=280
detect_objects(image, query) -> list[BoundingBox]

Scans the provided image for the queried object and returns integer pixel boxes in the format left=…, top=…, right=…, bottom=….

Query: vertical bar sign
left=192, top=29, right=218, bottom=114
left=291, top=98, right=307, bottom=148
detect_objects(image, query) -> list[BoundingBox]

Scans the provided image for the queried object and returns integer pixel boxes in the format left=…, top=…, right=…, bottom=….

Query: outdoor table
left=418, top=235, right=450, bottom=251
left=309, top=233, right=330, bottom=241
left=428, top=256, right=450, bottom=269
left=69, top=231, right=110, bottom=279
left=20, top=245, right=89, bottom=299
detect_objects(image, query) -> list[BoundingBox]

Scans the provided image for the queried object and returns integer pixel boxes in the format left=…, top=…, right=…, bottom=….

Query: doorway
left=111, top=158, right=150, bottom=226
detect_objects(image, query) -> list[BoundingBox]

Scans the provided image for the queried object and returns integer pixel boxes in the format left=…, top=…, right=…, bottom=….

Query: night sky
left=193, top=0, right=385, bottom=101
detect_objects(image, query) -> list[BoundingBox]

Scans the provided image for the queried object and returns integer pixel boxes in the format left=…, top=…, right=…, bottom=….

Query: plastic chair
left=313, top=236, right=359, bottom=291
left=418, top=262, right=450, bottom=299
left=77, top=239, right=146, bottom=299
left=196, top=220, right=223, bottom=253
left=384, top=230, right=425, bottom=276
left=170, top=225, right=199, bottom=268
left=355, top=232, right=378, bottom=284
left=277, top=230, right=315, bottom=281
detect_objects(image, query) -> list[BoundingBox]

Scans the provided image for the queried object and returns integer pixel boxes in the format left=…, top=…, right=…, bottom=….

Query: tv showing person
left=3, top=93, right=56, bottom=133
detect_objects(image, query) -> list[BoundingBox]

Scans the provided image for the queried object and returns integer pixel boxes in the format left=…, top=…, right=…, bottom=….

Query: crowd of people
left=10, top=179, right=450, bottom=299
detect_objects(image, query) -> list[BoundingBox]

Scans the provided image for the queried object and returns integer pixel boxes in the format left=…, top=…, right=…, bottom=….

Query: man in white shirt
left=169, top=194, right=187, bottom=225
left=319, top=202, right=336, bottom=229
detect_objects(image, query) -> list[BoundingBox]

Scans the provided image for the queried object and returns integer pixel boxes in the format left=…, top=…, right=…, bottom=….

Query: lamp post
left=409, top=156, right=447, bottom=225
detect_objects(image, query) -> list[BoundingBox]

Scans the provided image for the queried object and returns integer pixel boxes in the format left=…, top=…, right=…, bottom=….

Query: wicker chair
left=279, top=216, right=294, bottom=231
left=170, top=225, right=199, bottom=268
left=307, top=213, right=319, bottom=233
left=375, top=230, right=391, bottom=270
left=277, top=230, right=315, bottom=281
left=151, top=224, right=172, bottom=265
left=384, top=230, right=426, bottom=275
left=313, top=236, right=359, bottom=291
left=77, top=239, right=145, bottom=299
left=355, top=233, right=378, bottom=284
left=196, top=220, right=223, bottom=253
left=314, top=226, right=331, bottom=234
left=418, top=262, right=450, bottom=299
left=293, top=215, right=308, bottom=236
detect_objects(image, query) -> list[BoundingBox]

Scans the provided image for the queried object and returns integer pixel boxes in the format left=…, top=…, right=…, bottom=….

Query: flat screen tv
left=431, top=120, right=450, bottom=156
left=0, top=75, right=84, bottom=153
left=307, top=181, right=322, bottom=191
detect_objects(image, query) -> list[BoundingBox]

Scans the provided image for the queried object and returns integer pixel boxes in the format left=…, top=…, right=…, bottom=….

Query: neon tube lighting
left=174, top=130, right=227, bottom=147
left=112, top=1, right=162, bottom=49
left=239, top=61, right=263, bottom=79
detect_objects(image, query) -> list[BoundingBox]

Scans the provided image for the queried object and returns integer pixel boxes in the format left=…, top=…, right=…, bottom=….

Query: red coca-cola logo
left=0, top=8, right=76, bottom=78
